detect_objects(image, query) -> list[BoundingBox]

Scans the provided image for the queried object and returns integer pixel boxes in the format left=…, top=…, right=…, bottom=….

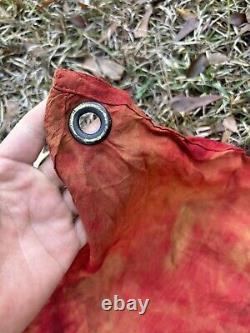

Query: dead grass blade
left=246, top=8, right=250, bottom=23
left=134, top=5, right=153, bottom=38
left=33, top=149, right=50, bottom=168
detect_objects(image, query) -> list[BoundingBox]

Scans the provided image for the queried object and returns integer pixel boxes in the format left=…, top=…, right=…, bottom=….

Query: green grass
left=0, top=0, right=249, bottom=148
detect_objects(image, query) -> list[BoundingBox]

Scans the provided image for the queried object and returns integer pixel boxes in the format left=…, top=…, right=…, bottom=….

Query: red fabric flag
left=26, top=68, right=250, bottom=333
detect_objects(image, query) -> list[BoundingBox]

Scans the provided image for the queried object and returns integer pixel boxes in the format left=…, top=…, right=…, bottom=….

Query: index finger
left=0, top=100, right=47, bottom=164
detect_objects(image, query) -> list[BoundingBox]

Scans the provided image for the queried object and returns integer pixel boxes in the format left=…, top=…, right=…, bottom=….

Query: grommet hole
left=79, top=112, right=101, bottom=135
left=69, top=102, right=112, bottom=145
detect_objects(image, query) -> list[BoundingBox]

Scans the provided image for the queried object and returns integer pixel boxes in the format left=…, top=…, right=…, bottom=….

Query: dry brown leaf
left=240, top=23, right=250, bottom=34
left=223, top=116, right=238, bottom=133
left=69, top=15, right=86, bottom=29
left=175, top=8, right=199, bottom=41
left=99, top=22, right=118, bottom=43
left=82, top=57, right=100, bottom=76
left=176, top=8, right=196, bottom=20
left=134, top=5, right=153, bottom=38
left=25, top=43, right=47, bottom=58
left=175, top=18, right=199, bottom=41
left=97, top=58, right=124, bottom=81
left=15, top=0, right=24, bottom=10
left=211, top=122, right=225, bottom=134
left=208, top=53, right=228, bottom=65
left=5, top=100, right=19, bottom=121
left=82, top=56, right=124, bottom=81
left=169, top=95, right=221, bottom=113
left=231, top=12, right=247, bottom=26
left=39, top=0, right=57, bottom=8
left=187, top=54, right=209, bottom=77
left=77, top=0, right=91, bottom=8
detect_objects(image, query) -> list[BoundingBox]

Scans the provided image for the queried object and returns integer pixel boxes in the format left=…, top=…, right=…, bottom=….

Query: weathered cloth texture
left=26, top=68, right=250, bottom=333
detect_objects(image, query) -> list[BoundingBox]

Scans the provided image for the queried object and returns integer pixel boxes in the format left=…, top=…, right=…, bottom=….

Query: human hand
left=0, top=100, right=87, bottom=333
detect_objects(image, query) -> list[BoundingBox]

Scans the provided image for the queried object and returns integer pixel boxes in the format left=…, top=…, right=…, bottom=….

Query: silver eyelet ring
left=68, top=102, right=112, bottom=145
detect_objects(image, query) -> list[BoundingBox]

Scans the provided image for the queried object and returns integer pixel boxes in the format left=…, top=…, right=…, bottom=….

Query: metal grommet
left=68, top=102, right=112, bottom=145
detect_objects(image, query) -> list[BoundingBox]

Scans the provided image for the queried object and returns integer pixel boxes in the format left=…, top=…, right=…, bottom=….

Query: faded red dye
left=26, top=68, right=250, bottom=333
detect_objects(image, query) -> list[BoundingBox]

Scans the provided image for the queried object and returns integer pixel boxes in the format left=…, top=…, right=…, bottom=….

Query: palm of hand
left=0, top=158, right=80, bottom=287
left=0, top=101, right=85, bottom=333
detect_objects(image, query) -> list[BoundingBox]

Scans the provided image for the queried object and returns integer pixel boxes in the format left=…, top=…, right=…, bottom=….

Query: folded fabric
left=26, top=68, right=250, bottom=333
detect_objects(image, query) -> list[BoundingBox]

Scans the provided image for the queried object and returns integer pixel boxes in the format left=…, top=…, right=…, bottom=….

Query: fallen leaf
left=176, top=8, right=196, bottom=20
left=5, top=100, right=18, bottom=121
left=175, top=8, right=199, bottom=41
left=175, top=18, right=199, bottom=41
left=169, top=95, right=221, bottom=113
left=187, top=54, right=209, bottom=77
left=99, top=22, right=118, bottom=43
left=240, top=23, right=250, bottom=34
left=15, top=0, right=24, bottom=10
left=97, top=58, right=124, bottom=81
left=69, top=15, right=86, bottom=29
left=39, top=0, right=57, bottom=8
left=211, top=122, right=225, bottom=134
left=25, top=43, right=47, bottom=58
left=231, top=12, right=247, bottom=27
left=134, top=5, right=153, bottom=38
left=223, top=116, right=238, bottom=133
left=82, top=56, right=124, bottom=81
left=77, top=0, right=91, bottom=8
left=208, top=53, right=228, bottom=65
left=82, top=57, right=100, bottom=76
